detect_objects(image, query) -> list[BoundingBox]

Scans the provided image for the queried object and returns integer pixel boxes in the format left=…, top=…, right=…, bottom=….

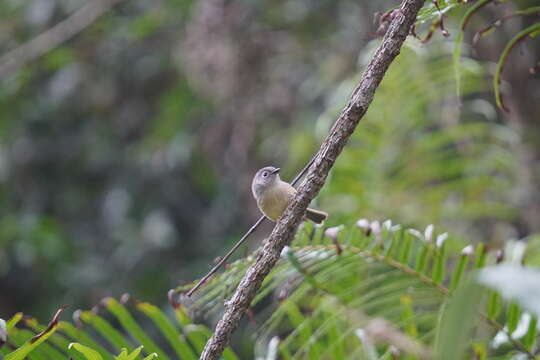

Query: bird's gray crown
left=252, top=166, right=280, bottom=199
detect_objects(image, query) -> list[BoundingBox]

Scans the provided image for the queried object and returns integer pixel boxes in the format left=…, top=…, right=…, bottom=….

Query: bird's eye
left=262, top=171, right=268, bottom=177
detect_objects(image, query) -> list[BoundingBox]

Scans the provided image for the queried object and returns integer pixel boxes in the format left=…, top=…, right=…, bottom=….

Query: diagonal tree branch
left=199, top=0, right=425, bottom=358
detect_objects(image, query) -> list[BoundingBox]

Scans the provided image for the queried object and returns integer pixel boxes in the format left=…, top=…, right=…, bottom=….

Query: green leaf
left=6, top=313, right=23, bottom=331
left=79, top=311, right=132, bottom=351
left=450, top=254, right=469, bottom=291
left=136, top=302, right=197, bottom=360
left=486, top=291, right=502, bottom=321
left=506, top=303, right=520, bottom=334
left=5, top=329, right=49, bottom=360
left=493, top=22, right=540, bottom=110
left=414, top=245, right=429, bottom=273
left=115, top=349, right=128, bottom=360
left=286, top=249, right=327, bottom=292
left=472, top=343, right=487, bottom=360
left=473, top=243, right=486, bottom=269
left=69, top=343, right=103, bottom=360
left=192, top=222, right=534, bottom=358
left=8, top=329, right=63, bottom=360
left=397, top=233, right=413, bottom=264
left=116, top=345, right=142, bottom=360
left=452, top=27, right=465, bottom=100
left=25, top=318, right=85, bottom=360
left=435, top=277, right=483, bottom=360
left=103, top=298, right=169, bottom=360
left=4, top=307, right=65, bottom=360
left=453, top=0, right=492, bottom=99
left=400, top=295, right=418, bottom=337
left=431, top=245, right=446, bottom=284
left=59, top=321, right=114, bottom=360
left=523, top=316, right=537, bottom=350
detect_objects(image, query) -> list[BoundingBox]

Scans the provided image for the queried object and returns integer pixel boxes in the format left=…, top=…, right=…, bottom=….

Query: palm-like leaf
left=288, top=43, right=517, bottom=236
left=190, top=221, right=540, bottom=359
left=2, top=222, right=539, bottom=359
left=0, top=299, right=238, bottom=360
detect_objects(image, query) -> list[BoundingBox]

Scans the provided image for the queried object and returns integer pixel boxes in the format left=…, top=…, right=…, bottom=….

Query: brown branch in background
left=473, top=7, right=540, bottom=45
left=0, top=0, right=123, bottom=79
left=185, top=155, right=318, bottom=297
left=198, top=0, right=425, bottom=359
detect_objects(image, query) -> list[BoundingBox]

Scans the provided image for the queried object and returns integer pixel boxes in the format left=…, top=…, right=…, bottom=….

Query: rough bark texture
left=199, top=0, right=424, bottom=358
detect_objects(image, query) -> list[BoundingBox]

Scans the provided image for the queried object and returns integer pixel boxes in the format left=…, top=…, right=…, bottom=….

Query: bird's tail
left=306, top=208, right=328, bottom=224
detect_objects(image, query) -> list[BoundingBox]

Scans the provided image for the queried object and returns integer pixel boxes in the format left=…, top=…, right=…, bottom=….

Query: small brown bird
left=251, top=166, right=328, bottom=224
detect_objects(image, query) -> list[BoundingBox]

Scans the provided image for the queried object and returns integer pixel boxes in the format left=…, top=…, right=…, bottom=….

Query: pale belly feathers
left=257, top=182, right=296, bottom=221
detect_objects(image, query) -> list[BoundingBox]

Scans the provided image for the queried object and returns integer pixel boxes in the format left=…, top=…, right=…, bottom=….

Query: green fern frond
left=2, top=225, right=540, bottom=359
left=191, top=221, right=540, bottom=359
left=295, top=44, right=518, bottom=233
left=1, top=297, right=237, bottom=360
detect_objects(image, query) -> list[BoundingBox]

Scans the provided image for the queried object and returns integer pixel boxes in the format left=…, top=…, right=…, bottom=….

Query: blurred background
left=0, top=0, right=538, bottom=324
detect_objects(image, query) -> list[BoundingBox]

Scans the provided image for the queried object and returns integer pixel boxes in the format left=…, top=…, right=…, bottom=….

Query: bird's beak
left=271, top=168, right=280, bottom=174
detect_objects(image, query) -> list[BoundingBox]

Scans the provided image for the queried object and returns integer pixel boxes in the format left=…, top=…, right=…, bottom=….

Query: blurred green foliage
left=301, top=43, right=517, bottom=230
left=0, top=0, right=539, bottom=357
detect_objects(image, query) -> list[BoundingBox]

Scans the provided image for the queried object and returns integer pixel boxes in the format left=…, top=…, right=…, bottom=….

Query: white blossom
left=436, top=233, right=448, bottom=248
left=424, top=224, right=434, bottom=243
left=370, top=221, right=381, bottom=235
left=356, top=218, right=370, bottom=229
left=407, top=229, right=423, bottom=240
left=325, top=225, right=344, bottom=240
left=461, top=245, right=474, bottom=256
left=280, top=246, right=291, bottom=258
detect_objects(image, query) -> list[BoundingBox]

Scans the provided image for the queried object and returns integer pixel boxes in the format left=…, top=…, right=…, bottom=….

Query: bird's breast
left=257, top=182, right=295, bottom=221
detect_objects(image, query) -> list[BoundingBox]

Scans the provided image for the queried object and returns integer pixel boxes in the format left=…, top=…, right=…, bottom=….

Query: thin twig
left=186, top=216, right=266, bottom=297
left=0, top=0, right=123, bottom=79
left=186, top=156, right=318, bottom=297
left=199, top=1, right=425, bottom=358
